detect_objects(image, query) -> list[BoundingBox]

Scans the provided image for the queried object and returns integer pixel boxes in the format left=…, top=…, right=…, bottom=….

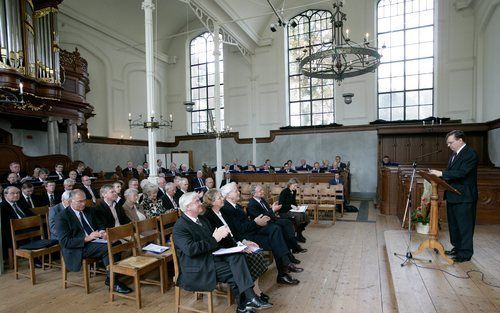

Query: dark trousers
left=247, top=224, right=290, bottom=275
left=214, top=253, right=254, bottom=306
left=447, top=201, right=476, bottom=258
left=273, top=218, right=299, bottom=250
left=82, top=242, right=110, bottom=278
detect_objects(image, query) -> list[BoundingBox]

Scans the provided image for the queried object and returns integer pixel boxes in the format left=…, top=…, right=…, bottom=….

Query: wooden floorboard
left=385, top=226, right=500, bottom=313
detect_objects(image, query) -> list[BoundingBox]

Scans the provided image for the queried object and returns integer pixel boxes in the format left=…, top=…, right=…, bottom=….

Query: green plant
left=411, top=205, right=430, bottom=225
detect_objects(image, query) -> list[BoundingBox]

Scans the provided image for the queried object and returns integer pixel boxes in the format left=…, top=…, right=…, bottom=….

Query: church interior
left=0, top=0, right=499, bottom=312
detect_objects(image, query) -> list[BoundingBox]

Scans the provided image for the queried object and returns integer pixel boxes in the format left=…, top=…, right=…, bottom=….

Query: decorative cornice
left=453, top=0, right=474, bottom=11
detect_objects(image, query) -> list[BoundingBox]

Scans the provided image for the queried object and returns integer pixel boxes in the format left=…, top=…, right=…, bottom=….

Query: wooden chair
left=30, top=205, right=59, bottom=268
left=135, top=217, right=173, bottom=290
left=269, top=185, right=282, bottom=202
left=170, top=237, right=232, bottom=313
left=10, top=215, right=60, bottom=285
left=332, top=184, right=345, bottom=217
left=316, top=188, right=336, bottom=225
left=299, top=187, right=318, bottom=206
left=106, top=223, right=165, bottom=308
left=61, top=255, right=104, bottom=294
left=158, top=211, right=179, bottom=246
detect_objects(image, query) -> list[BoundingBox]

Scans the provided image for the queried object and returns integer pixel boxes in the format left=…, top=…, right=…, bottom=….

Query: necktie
left=195, top=218, right=203, bottom=227
left=79, top=212, right=94, bottom=235
left=49, top=194, right=55, bottom=206
left=199, top=178, right=204, bottom=186
left=12, top=203, right=25, bottom=218
left=449, top=152, right=457, bottom=166
left=26, top=196, right=34, bottom=208
left=259, top=200, right=269, bottom=212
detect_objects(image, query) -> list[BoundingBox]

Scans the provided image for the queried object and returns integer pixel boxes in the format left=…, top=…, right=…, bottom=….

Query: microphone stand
left=394, top=160, right=431, bottom=267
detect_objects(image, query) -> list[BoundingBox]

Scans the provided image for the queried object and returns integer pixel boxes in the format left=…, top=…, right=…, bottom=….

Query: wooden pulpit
left=412, top=171, right=461, bottom=264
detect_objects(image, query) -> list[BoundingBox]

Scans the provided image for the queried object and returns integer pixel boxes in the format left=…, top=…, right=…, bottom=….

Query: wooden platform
left=384, top=228, right=500, bottom=313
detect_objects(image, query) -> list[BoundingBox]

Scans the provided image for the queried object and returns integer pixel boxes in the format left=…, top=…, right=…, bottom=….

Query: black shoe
left=259, top=293, right=270, bottom=302
left=287, top=263, right=304, bottom=273
left=444, top=248, right=457, bottom=256
left=289, top=254, right=301, bottom=264
left=277, top=273, right=299, bottom=285
left=452, top=256, right=471, bottom=263
left=105, top=279, right=133, bottom=294
left=292, top=246, right=307, bottom=254
left=237, top=308, right=256, bottom=313
left=296, top=236, right=306, bottom=243
left=245, top=296, right=273, bottom=310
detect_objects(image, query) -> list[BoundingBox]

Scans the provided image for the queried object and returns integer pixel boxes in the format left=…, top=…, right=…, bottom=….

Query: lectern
left=412, top=171, right=460, bottom=264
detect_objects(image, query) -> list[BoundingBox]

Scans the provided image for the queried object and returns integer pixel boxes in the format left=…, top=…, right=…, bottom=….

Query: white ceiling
left=59, top=0, right=317, bottom=54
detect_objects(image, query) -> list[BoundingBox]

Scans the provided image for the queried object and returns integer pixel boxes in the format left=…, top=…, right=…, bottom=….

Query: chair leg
left=134, top=274, right=142, bottom=309
left=62, top=257, right=67, bottom=289
left=8, top=248, right=14, bottom=269
left=159, top=263, right=165, bottom=294
left=109, top=271, right=115, bottom=302
left=174, top=286, right=181, bottom=313
left=28, top=257, right=36, bottom=285
left=14, top=254, right=19, bottom=280
left=83, top=259, right=90, bottom=294
left=207, top=291, right=214, bottom=313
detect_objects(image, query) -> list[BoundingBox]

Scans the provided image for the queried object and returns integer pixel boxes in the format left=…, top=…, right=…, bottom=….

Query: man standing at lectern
left=429, top=130, right=478, bottom=263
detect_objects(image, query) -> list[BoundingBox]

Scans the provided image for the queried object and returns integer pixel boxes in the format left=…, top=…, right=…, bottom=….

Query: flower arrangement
left=412, top=180, right=432, bottom=225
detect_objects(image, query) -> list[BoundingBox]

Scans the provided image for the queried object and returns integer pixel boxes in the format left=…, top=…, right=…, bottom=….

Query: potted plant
left=412, top=205, right=430, bottom=234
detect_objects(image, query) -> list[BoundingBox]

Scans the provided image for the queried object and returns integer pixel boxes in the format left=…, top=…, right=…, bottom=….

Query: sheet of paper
left=92, top=238, right=108, bottom=244
left=212, top=245, right=246, bottom=255
left=290, top=205, right=308, bottom=213
left=143, top=243, right=169, bottom=254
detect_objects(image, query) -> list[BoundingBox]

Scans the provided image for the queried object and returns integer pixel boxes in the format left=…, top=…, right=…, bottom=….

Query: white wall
left=481, top=2, right=500, bottom=121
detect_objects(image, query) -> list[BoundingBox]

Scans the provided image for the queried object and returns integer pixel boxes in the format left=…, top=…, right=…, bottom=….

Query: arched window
left=189, top=32, right=224, bottom=134
left=377, top=0, right=434, bottom=121
left=288, top=10, right=334, bottom=127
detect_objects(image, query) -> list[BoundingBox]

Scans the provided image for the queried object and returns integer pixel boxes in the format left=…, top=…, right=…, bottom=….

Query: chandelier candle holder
left=128, top=112, right=173, bottom=129
left=298, top=0, right=382, bottom=84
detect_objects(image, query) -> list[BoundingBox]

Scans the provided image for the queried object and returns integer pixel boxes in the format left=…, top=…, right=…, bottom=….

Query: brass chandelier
left=298, top=0, right=382, bottom=84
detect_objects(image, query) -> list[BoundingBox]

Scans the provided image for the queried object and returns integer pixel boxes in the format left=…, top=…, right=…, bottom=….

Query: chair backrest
left=170, top=236, right=179, bottom=284
left=30, top=205, right=50, bottom=238
left=10, top=215, right=44, bottom=249
left=158, top=211, right=178, bottom=246
left=332, top=184, right=344, bottom=199
left=318, top=188, right=335, bottom=204
left=106, top=223, right=136, bottom=265
left=134, top=218, right=160, bottom=249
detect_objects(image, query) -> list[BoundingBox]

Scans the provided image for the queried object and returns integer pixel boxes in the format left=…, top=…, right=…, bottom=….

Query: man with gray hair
left=48, top=190, right=71, bottom=240
left=162, top=182, right=179, bottom=211
left=94, top=184, right=130, bottom=229
left=63, top=178, right=75, bottom=191
left=220, top=183, right=302, bottom=285
left=56, top=189, right=132, bottom=294
left=174, top=192, right=271, bottom=313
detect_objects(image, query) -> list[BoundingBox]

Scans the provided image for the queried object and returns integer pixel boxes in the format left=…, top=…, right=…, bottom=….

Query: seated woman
left=122, top=188, right=147, bottom=221
left=311, top=162, right=323, bottom=173
left=202, top=189, right=271, bottom=304
left=140, top=183, right=167, bottom=217
left=278, top=178, right=310, bottom=243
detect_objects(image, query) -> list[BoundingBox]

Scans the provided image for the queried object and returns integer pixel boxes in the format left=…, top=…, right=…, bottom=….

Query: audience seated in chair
left=122, top=188, right=147, bottom=222
left=48, top=190, right=71, bottom=240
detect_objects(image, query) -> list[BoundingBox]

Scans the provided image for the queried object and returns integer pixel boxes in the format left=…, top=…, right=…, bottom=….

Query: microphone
left=415, top=150, right=442, bottom=160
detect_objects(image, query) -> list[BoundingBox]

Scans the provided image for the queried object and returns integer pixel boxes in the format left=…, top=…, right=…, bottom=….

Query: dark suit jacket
left=191, top=177, right=206, bottom=190
left=122, top=167, right=139, bottom=179
left=278, top=187, right=297, bottom=214
left=1, top=201, right=34, bottom=256
left=442, top=145, right=478, bottom=204
left=38, top=192, right=62, bottom=207
left=295, top=164, right=312, bottom=171
left=17, top=194, right=40, bottom=211
left=220, top=200, right=259, bottom=242
left=174, top=188, right=185, bottom=204
left=55, top=206, right=104, bottom=272
left=247, top=197, right=277, bottom=220
left=79, top=185, right=99, bottom=201
left=328, top=178, right=344, bottom=185
left=162, top=194, right=178, bottom=211
left=49, top=171, right=66, bottom=181
left=94, top=201, right=131, bottom=229
left=203, top=209, right=238, bottom=248
left=172, top=214, right=220, bottom=291
left=219, top=178, right=237, bottom=188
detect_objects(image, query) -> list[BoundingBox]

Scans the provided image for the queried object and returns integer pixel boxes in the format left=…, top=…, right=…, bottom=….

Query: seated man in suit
left=50, top=163, right=66, bottom=181
left=219, top=171, right=236, bottom=188
left=5, top=172, right=21, bottom=187
left=247, top=184, right=306, bottom=254
left=205, top=177, right=215, bottom=190
left=381, top=155, right=399, bottom=167
left=173, top=192, right=271, bottom=313
left=121, top=161, right=139, bottom=179
left=156, top=159, right=167, bottom=175
left=142, top=162, right=150, bottom=177
left=36, top=168, right=50, bottom=184
left=80, top=175, right=99, bottom=203
left=95, top=184, right=130, bottom=229
left=38, top=181, right=62, bottom=207
left=48, top=190, right=71, bottom=240
left=18, top=182, right=38, bottom=210
left=113, top=181, right=125, bottom=207
left=55, top=189, right=131, bottom=294
left=63, top=178, right=75, bottom=191
left=1, top=186, right=34, bottom=259
left=162, top=182, right=179, bottom=211
left=191, top=170, right=206, bottom=190
left=167, top=162, right=178, bottom=176
left=75, top=162, right=86, bottom=181
left=174, top=177, right=189, bottom=204
left=7, top=161, right=28, bottom=182
left=311, top=162, right=323, bottom=173
left=220, top=183, right=302, bottom=285
left=295, top=159, right=312, bottom=172
left=328, top=173, right=344, bottom=186
left=334, top=155, right=347, bottom=171
left=156, top=177, right=168, bottom=199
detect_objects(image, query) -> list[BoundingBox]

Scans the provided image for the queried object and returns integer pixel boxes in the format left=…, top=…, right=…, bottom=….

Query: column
left=47, top=117, right=58, bottom=155
left=66, top=120, right=77, bottom=159
left=213, top=22, right=223, bottom=189
left=142, top=0, right=158, bottom=183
